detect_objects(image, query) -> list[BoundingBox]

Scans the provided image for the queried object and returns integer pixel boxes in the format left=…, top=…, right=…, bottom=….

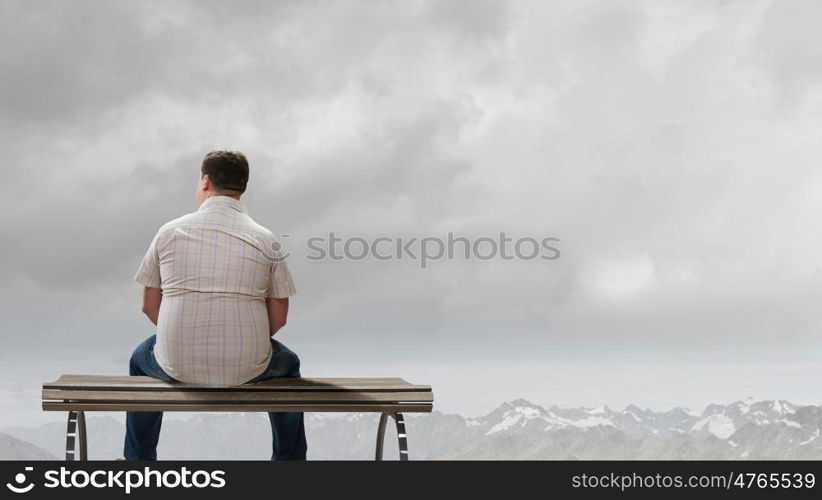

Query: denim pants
left=123, top=335, right=308, bottom=460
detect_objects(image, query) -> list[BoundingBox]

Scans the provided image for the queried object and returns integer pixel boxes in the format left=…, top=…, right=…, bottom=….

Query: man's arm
left=266, top=297, right=289, bottom=335
left=141, top=286, right=163, bottom=325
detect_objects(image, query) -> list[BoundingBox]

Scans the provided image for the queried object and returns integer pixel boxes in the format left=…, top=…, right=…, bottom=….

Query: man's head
left=196, top=150, right=249, bottom=205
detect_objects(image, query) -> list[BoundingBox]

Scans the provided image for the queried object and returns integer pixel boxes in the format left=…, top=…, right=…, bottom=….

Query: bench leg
left=65, top=410, right=88, bottom=461
left=374, top=412, right=408, bottom=461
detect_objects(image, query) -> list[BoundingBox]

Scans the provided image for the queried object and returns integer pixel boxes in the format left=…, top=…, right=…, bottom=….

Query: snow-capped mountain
left=440, top=397, right=821, bottom=459
left=473, top=399, right=697, bottom=439
left=3, top=398, right=821, bottom=460
left=460, top=397, right=808, bottom=443
left=689, top=398, right=799, bottom=440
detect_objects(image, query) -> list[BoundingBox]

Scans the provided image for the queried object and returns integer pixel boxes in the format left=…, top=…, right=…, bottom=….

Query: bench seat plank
left=54, top=374, right=411, bottom=384
left=44, top=375, right=431, bottom=393
left=43, top=402, right=433, bottom=413
left=42, top=389, right=434, bottom=403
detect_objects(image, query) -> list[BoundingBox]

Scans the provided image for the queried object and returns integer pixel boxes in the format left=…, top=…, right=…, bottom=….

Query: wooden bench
left=42, top=374, right=434, bottom=461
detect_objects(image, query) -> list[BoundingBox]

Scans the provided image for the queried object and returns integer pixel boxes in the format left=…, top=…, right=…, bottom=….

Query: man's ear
left=201, top=174, right=211, bottom=192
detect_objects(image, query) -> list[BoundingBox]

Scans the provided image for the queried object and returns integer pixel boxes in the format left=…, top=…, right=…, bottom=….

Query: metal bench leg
left=78, top=410, right=87, bottom=461
left=65, top=410, right=88, bottom=461
left=374, top=412, right=408, bottom=461
left=394, top=412, right=408, bottom=461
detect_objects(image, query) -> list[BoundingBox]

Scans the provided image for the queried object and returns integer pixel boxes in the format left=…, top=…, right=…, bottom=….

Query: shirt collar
left=198, top=195, right=248, bottom=214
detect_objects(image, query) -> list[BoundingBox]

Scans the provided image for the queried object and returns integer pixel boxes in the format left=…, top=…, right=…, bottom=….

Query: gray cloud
left=754, top=0, right=822, bottom=105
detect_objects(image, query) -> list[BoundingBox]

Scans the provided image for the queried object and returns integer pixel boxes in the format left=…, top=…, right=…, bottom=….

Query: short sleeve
left=134, top=230, right=162, bottom=288
left=267, top=259, right=297, bottom=298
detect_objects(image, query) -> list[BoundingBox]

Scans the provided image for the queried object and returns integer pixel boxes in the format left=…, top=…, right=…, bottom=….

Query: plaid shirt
left=134, top=195, right=296, bottom=386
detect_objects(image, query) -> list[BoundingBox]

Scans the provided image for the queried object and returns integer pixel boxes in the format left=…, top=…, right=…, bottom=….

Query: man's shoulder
left=160, top=211, right=198, bottom=230
left=239, top=214, right=275, bottom=238
left=153, top=211, right=200, bottom=240
left=236, top=215, right=290, bottom=258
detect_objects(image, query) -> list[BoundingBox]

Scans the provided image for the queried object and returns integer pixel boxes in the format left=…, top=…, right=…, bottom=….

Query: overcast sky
left=2, top=0, right=822, bottom=427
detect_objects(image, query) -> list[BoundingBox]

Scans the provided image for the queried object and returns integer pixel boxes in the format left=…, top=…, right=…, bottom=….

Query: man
left=124, top=150, right=306, bottom=460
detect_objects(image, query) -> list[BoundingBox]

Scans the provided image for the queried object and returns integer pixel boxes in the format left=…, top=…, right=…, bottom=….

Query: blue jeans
left=123, top=335, right=307, bottom=460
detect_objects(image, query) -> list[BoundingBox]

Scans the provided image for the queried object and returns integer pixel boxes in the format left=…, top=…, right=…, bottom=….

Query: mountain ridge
left=3, top=398, right=820, bottom=459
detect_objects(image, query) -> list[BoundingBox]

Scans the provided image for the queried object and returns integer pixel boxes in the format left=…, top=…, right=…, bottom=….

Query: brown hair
left=201, top=150, right=249, bottom=194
